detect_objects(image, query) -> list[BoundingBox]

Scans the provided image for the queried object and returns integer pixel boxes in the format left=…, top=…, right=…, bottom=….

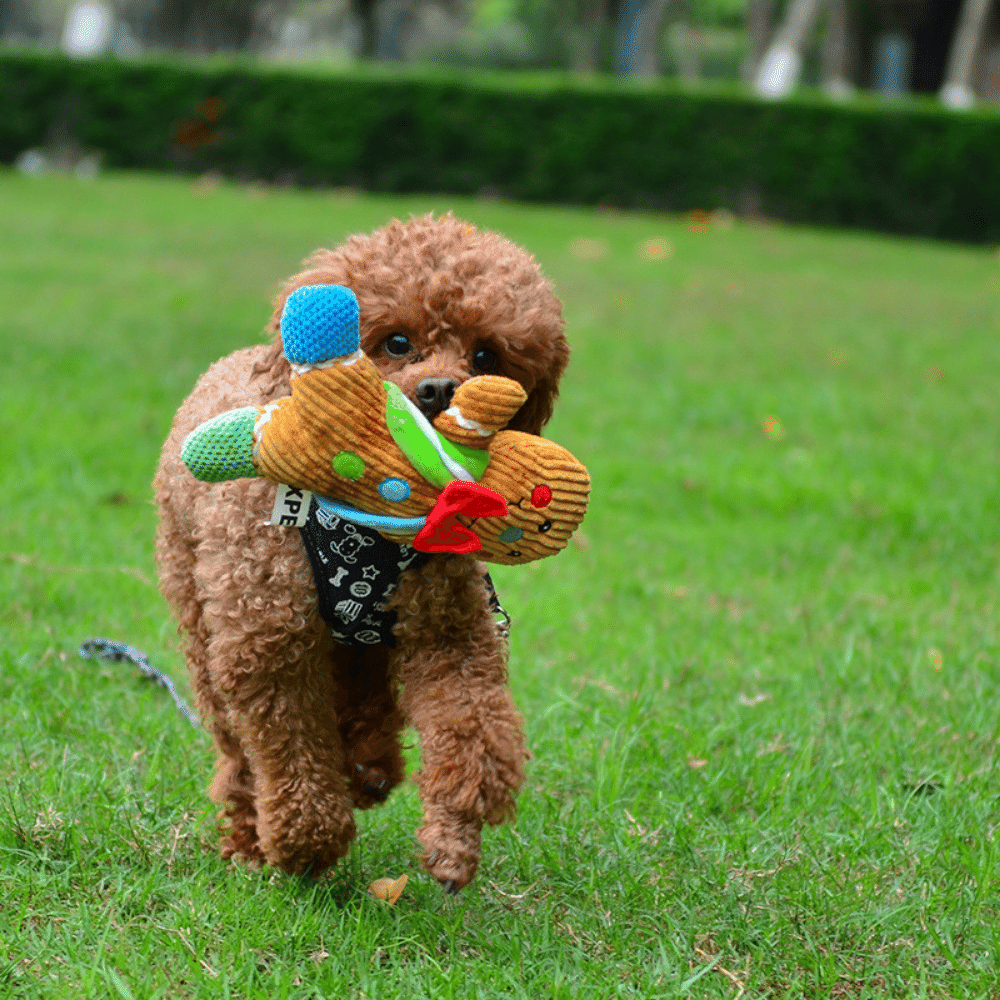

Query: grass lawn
left=2, top=169, right=1000, bottom=999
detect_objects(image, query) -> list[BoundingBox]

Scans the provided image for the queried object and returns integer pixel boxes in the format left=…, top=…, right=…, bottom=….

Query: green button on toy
left=332, top=450, right=365, bottom=480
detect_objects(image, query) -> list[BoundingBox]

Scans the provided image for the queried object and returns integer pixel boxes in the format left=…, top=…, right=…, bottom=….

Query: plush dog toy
left=181, top=285, right=589, bottom=565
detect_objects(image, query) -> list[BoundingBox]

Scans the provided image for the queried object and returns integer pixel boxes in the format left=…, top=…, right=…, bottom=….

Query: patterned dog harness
left=298, top=496, right=510, bottom=647
left=298, top=496, right=430, bottom=647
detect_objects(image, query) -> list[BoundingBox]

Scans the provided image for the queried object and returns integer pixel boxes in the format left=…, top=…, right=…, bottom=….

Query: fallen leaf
left=368, top=874, right=408, bottom=904
left=638, top=237, right=673, bottom=261
left=569, top=237, right=608, bottom=260
left=686, top=209, right=710, bottom=230
left=761, top=415, right=785, bottom=440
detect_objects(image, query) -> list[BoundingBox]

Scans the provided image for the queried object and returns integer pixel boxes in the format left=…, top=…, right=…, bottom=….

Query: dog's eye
left=473, top=347, right=500, bottom=374
left=384, top=334, right=412, bottom=358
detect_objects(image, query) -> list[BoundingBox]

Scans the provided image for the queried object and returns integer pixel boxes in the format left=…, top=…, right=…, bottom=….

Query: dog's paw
left=218, top=805, right=266, bottom=867
left=349, top=761, right=396, bottom=809
left=263, top=832, right=355, bottom=878
left=422, top=846, right=478, bottom=893
left=418, top=821, right=482, bottom=892
left=220, top=830, right=266, bottom=867
left=257, top=794, right=358, bottom=877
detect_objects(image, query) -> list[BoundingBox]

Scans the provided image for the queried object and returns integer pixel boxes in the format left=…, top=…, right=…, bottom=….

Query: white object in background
left=755, top=44, right=801, bottom=99
left=15, top=149, right=49, bottom=176
left=279, top=17, right=310, bottom=52
left=940, top=0, right=993, bottom=109
left=940, top=81, right=977, bottom=108
left=752, top=0, right=825, bottom=100
left=61, top=2, right=113, bottom=58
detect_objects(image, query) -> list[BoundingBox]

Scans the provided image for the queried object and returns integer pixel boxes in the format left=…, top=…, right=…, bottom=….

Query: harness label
left=269, top=484, right=313, bottom=527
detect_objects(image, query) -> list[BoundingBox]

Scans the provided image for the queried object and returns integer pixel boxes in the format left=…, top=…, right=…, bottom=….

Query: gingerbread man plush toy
left=181, top=284, right=590, bottom=567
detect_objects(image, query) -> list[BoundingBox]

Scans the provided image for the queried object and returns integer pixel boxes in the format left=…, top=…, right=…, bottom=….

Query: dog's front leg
left=202, top=629, right=360, bottom=876
left=390, top=556, right=528, bottom=892
left=195, top=524, right=359, bottom=878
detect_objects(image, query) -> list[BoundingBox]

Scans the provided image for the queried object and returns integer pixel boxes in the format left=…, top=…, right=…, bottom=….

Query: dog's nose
left=414, top=378, right=458, bottom=418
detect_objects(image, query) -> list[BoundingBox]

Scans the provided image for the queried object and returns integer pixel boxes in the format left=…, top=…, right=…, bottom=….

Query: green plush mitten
left=180, top=406, right=258, bottom=483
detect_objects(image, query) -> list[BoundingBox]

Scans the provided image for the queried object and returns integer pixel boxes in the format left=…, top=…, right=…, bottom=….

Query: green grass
left=2, top=170, right=1000, bottom=998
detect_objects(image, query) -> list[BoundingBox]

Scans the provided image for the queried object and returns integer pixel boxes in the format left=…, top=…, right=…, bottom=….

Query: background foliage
left=5, top=49, right=1000, bottom=243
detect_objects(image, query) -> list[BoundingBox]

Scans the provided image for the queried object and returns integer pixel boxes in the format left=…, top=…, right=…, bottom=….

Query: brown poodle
left=154, top=213, right=569, bottom=891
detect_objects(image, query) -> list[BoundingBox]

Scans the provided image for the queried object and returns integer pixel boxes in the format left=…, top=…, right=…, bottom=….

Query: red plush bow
left=413, top=480, right=509, bottom=553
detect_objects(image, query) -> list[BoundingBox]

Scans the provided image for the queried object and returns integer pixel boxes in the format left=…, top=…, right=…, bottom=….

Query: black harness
left=298, top=496, right=509, bottom=647
left=298, top=496, right=430, bottom=647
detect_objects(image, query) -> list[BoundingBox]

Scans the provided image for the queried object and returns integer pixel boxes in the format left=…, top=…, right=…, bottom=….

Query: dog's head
left=269, top=213, right=568, bottom=435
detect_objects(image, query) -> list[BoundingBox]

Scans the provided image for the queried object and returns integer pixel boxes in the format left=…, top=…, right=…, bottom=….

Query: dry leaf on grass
left=761, top=415, right=785, bottom=441
left=686, top=209, right=710, bottom=230
left=638, top=237, right=673, bottom=261
left=569, top=237, right=608, bottom=260
left=368, top=874, right=408, bottom=904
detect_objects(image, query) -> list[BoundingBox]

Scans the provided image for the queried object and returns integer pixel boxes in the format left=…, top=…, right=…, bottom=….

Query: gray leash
left=78, top=638, right=201, bottom=729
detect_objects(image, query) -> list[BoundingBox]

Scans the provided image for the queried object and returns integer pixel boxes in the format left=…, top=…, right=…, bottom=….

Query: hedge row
left=3, top=50, right=1000, bottom=243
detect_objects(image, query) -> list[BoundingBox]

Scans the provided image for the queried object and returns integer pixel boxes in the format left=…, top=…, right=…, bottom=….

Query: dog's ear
left=503, top=317, right=569, bottom=435
left=506, top=377, right=559, bottom=436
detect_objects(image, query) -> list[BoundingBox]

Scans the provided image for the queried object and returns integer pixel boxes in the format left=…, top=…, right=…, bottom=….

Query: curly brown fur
left=154, top=213, right=567, bottom=890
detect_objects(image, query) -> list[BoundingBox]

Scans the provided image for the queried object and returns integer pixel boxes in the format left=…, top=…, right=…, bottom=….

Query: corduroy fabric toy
left=182, top=284, right=589, bottom=565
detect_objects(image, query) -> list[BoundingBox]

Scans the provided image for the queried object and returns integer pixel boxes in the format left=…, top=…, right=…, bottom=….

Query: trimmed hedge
left=3, top=49, right=1000, bottom=242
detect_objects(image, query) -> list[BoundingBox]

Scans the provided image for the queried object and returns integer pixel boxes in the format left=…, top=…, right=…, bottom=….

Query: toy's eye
left=473, top=346, right=500, bottom=374
left=384, top=333, right=412, bottom=358
left=538, top=520, right=552, bottom=533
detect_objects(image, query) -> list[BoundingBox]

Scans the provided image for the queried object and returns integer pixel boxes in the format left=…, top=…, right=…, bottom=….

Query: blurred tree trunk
left=822, top=0, right=853, bottom=98
left=375, top=0, right=417, bottom=60
left=742, top=0, right=775, bottom=82
left=0, top=0, right=38, bottom=40
left=671, top=0, right=700, bottom=80
left=616, top=0, right=642, bottom=73
left=616, top=0, right=669, bottom=76
left=940, top=0, right=993, bottom=106
left=0, top=0, right=14, bottom=37
left=352, top=0, right=378, bottom=58
left=753, top=0, right=825, bottom=97
left=573, top=0, right=607, bottom=73
left=637, top=0, right=668, bottom=76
